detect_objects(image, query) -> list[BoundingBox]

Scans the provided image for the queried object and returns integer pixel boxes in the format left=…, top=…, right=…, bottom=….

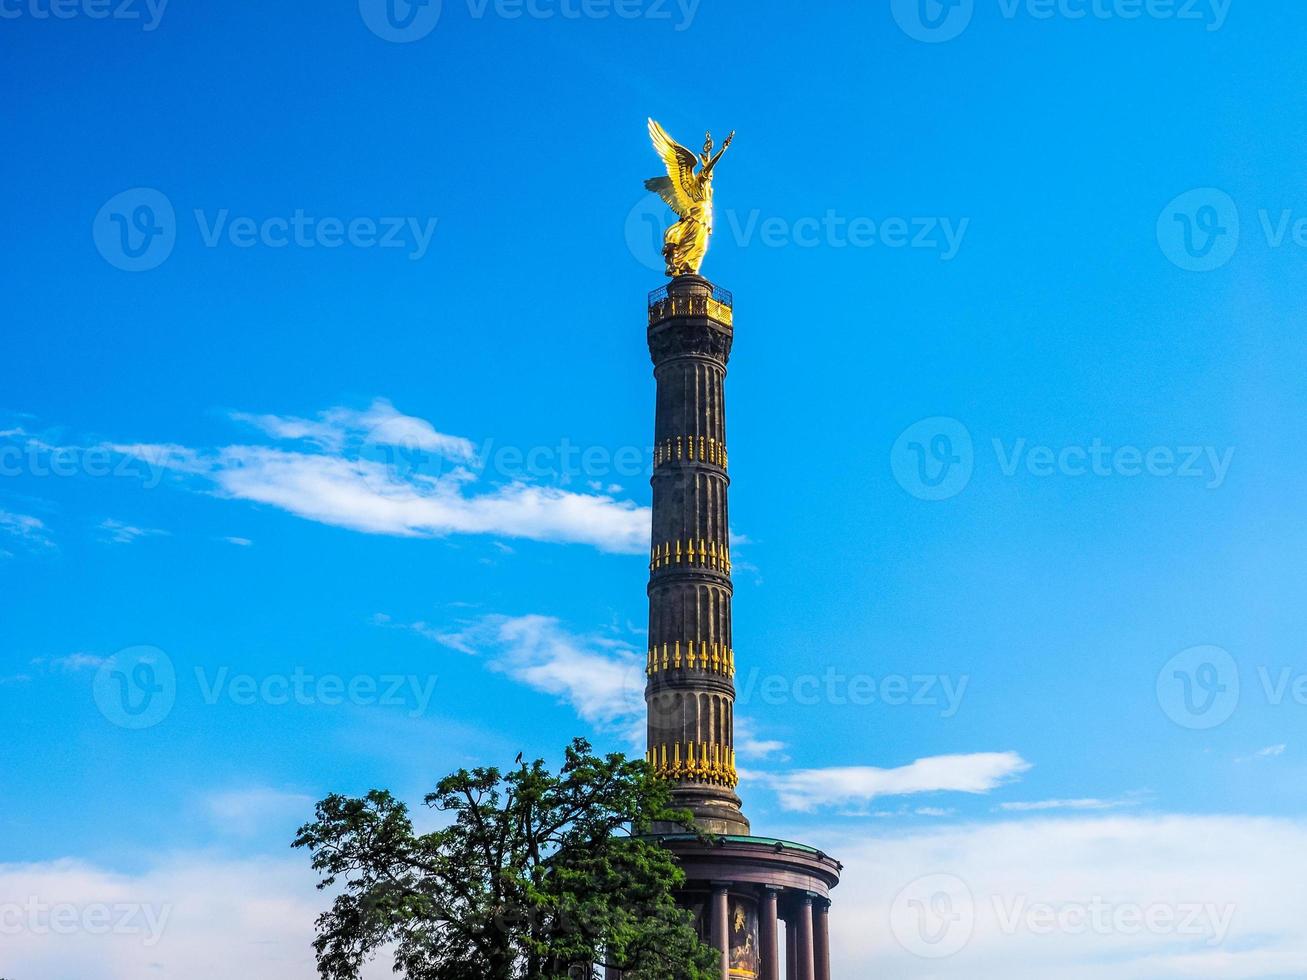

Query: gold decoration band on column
left=649, top=539, right=732, bottom=574
left=647, top=292, right=735, bottom=326
left=654, top=435, right=728, bottom=469
left=646, top=641, right=735, bottom=678
left=646, top=740, right=739, bottom=788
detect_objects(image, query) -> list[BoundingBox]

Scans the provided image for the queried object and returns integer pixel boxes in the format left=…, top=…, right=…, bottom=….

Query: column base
left=655, top=785, right=751, bottom=836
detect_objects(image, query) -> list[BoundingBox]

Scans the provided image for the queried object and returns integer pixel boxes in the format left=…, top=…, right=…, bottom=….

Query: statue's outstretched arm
left=703, top=131, right=735, bottom=176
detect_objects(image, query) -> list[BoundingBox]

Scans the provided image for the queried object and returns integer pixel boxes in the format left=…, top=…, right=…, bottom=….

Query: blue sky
left=3, top=1, right=1307, bottom=977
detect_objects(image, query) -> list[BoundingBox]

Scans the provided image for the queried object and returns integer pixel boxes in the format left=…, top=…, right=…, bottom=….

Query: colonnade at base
left=711, top=883, right=832, bottom=980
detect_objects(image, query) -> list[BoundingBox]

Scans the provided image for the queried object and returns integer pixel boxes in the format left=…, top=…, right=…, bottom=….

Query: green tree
left=294, top=738, right=720, bottom=980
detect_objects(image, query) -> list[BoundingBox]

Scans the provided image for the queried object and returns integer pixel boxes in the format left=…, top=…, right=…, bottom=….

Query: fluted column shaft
left=814, top=901, right=831, bottom=980
left=785, top=915, right=798, bottom=980
left=645, top=276, right=748, bottom=835
left=760, top=887, right=781, bottom=980
left=796, top=896, right=816, bottom=980
left=711, top=885, right=730, bottom=980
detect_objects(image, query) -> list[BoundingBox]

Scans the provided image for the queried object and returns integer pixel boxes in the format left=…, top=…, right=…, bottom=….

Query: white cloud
left=429, top=614, right=647, bottom=743
left=8, top=654, right=105, bottom=684
left=758, top=753, right=1032, bottom=812
left=6, top=814, right=1305, bottom=979
left=204, top=789, right=315, bottom=838
left=231, top=400, right=477, bottom=461
left=0, top=509, right=54, bottom=551
left=997, top=797, right=1142, bottom=813
left=206, top=446, right=647, bottom=552
left=1235, top=744, right=1287, bottom=763
left=109, top=400, right=649, bottom=554
left=383, top=612, right=808, bottom=767
left=822, top=814, right=1307, bottom=978
left=221, top=536, right=254, bottom=547
left=0, top=854, right=392, bottom=980
left=47, top=653, right=107, bottom=672
left=98, top=519, right=170, bottom=545
left=734, top=718, right=786, bottom=760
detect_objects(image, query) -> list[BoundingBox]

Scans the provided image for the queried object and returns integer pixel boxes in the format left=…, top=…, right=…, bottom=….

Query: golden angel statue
left=644, top=117, right=735, bottom=278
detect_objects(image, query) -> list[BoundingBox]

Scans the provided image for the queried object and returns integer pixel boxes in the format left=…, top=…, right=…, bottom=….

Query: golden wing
left=645, top=117, right=702, bottom=216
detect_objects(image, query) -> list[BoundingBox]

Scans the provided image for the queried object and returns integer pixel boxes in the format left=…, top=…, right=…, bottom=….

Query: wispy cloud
left=1236, top=743, right=1287, bottom=763
left=393, top=612, right=795, bottom=758
left=220, top=536, right=254, bottom=547
left=43, top=653, right=107, bottom=672
left=757, top=753, right=1032, bottom=812
left=5, top=652, right=107, bottom=686
left=0, top=509, right=55, bottom=553
left=98, top=518, right=170, bottom=545
left=232, top=401, right=476, bottom=459
left=419, top=614, right=647, bottom=743
left=203, top=788, right=314, bottom=838
left=997, top=797, right=1142, bottom=813
left=824, top=814, right=1307, bottom=977
left=6, top=814, right=1303, bottom=979
left=734, top=717, right=787, bottom=760
left=0, top=853, right=394, bottom=980
left=108, top=399, right=649, bottom=554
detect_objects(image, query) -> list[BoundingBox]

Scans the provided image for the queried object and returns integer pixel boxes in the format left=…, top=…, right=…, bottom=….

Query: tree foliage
left=293, top=739, right=720, bottom=980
